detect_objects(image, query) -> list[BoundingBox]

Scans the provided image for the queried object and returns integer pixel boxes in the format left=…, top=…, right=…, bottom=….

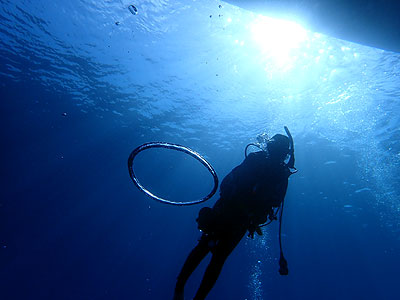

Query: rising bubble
left=128, top=5, right=138, bottom=15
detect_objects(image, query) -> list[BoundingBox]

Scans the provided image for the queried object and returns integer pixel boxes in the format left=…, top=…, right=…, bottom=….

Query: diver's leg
left=174, top=235, right=211, bottom=298
left=193, top=229, right=246, bottom=300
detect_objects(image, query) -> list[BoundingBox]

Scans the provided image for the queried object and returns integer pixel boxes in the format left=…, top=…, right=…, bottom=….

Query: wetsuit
left=174, top=151, right=290, bottom=300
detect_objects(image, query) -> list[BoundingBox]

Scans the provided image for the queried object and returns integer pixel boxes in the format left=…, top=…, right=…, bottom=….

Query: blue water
left=1, top=1, right=400, bottom=299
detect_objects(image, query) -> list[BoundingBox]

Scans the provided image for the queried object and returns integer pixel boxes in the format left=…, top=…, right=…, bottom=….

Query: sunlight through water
left=250, top=15, right=308, bottom=69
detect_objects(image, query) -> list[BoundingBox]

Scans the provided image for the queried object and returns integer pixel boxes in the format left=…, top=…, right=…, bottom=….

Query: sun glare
left=250, top=15, right=308, bottom=66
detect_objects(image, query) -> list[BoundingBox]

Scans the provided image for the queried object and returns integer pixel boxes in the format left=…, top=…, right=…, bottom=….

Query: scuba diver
left=173, top=129, right=296, bottom=300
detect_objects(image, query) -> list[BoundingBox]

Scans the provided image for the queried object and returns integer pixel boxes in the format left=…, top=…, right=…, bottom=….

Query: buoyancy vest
left=197, top=151, right=290, bottom=234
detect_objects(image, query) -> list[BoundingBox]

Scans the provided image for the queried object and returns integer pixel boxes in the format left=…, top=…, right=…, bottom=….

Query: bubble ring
left=128, top=142, right=219, bottom=206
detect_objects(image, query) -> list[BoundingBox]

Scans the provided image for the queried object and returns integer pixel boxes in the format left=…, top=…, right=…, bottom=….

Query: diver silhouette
left=173, top=132, right=294, bottom=300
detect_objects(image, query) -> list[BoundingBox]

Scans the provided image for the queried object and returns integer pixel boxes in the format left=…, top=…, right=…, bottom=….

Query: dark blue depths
left=1, top=78, right=399, bottom=300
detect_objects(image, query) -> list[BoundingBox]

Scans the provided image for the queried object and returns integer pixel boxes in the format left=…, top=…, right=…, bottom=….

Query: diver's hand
left=248, top=224, right=263, bottom=239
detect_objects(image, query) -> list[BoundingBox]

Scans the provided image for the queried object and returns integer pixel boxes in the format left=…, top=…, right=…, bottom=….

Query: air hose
left=279, top=126, right=295, bottom=275
left=278, top=197, right=289, bottom=275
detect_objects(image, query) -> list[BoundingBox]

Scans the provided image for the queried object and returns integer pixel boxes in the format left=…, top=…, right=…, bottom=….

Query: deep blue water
left=1, top=1, right=400, bottom=299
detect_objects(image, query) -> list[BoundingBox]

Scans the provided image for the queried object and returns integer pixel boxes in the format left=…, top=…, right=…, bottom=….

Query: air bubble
left=128, top=5, right=138, bottom=15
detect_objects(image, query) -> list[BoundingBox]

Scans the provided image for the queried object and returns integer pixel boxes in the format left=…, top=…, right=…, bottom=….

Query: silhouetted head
left=267, top=134, right=290, bottom=161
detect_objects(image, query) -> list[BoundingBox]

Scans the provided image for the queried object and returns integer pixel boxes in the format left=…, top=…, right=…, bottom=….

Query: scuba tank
left=244, top=126, right=297, bottom=276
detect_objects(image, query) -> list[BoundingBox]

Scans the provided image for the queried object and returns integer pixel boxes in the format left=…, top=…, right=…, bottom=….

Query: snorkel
left=284, top=126, right=296, bottom=172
